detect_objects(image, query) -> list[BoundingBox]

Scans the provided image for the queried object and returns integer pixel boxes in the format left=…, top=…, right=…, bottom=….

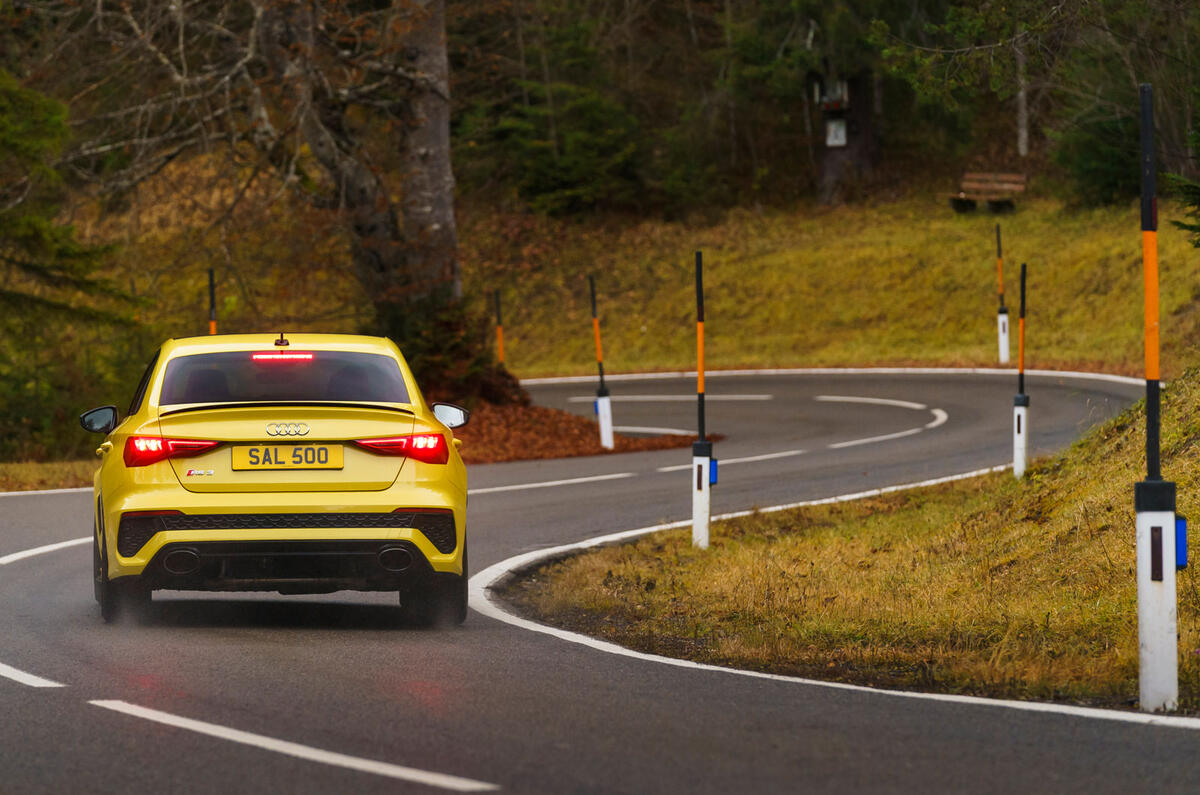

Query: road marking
left=0, top=661, right=64, bottom=688
left=566, top=394, right=773, bottom=403
left=89, top=700, right=500, bottom=791
left=656, top=449, right=807, bottom=472
left=522, top=367, right=1143, bottom=387
left=813, top=395, right=948, bottom=449
left=469, top=463, right=1200, bottom=733
left=0, top=486, right=91, bottom=499
left=469, top=472, right=634, bottom=495
left=0, top=537, right=89, bottom=566
left=815, top=395, right=927, bottom=410
left=614, top=425, right=694, bottom=436
left=828, top=427, right=925, bottom=449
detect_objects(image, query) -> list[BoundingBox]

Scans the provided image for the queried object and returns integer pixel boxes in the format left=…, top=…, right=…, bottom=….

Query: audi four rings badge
left=266, top=422, right=310, bottom=436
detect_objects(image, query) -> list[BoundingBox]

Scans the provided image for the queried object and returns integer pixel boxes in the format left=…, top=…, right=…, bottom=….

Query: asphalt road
left=5, top=369, right=1197, bottom=794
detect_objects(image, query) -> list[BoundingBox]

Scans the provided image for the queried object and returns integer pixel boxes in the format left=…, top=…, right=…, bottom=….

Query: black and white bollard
left=588, top=275, right=614, bottom=450
left=1136, top=480, right=1178, bottom=711
left=1135, top=83, right=1180, bottom=712
left=1013, top=262, right=1028, bottom=478
left=692, top=251, right=713, bottom=549
left=996, top=224, right=1009, bottom=364
left=1012, top=393, right=1028, bottom=478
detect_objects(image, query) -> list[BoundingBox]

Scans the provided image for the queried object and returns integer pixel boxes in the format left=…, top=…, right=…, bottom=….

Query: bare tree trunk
left=400, top=0, right=460, bottom=300
left=724, top=0, right=737, bottom=170
left=1015, top=35, right=1029, bottom=158
left=514, top=0, right=531, bottom=108
left=535, top=12, right=560, bottom=160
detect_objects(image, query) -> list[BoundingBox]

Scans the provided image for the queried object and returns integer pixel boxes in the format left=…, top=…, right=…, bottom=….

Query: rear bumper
left=139, top=539, right=449, bottom=594
left=99, top=482, right=465, bottom=579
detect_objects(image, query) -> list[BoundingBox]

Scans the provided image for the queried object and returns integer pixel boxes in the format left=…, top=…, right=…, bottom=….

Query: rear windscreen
left=158, top=351, right=411, bottom=406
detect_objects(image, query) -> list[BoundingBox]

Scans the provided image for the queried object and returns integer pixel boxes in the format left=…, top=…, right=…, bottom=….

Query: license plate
left=232, top=444, right=343, bottom=470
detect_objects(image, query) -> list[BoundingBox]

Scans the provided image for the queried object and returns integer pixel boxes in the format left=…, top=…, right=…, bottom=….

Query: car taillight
left=124, top=437, right=220, bottom=467
left=354, top=434, right=449, bottom=465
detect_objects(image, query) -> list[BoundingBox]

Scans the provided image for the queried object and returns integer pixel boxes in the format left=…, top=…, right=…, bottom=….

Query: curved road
left=3, top=370, right=1196, bottom=794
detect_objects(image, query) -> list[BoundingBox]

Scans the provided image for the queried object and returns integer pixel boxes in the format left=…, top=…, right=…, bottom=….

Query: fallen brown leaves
left=456, top=403, right=707, bottom=464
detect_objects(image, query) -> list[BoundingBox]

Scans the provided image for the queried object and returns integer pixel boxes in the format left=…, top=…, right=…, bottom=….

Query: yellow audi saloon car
left=79, top=333, right=470, bottom=626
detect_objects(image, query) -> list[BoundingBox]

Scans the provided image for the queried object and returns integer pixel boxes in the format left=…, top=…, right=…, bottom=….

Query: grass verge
left=500, top=367, right=1200, bottom=710
left=463, top=198, right=1200, bottom=378
left=0, top=460, right=98, bottom=492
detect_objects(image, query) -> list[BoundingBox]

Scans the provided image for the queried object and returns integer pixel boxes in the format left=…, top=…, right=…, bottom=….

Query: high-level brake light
left=251, top=352, right=314, bottom=362
left=124, top=437, right=220, bottom=467
left=354, top=434, right=449, bottom=465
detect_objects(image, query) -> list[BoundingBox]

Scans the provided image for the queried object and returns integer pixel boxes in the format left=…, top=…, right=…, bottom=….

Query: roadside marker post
left=1134, top=83, right=1180, bottom=713
left=589, top=275, right=614, bottom=450
left=1012, top=263, right=1028, bottom=478
left=208, top=267, right=217, bottom=335
left=996, top=224, right=1010, bottom=364
left=494, top=290, right=505, bottom=365
left=692, top=251, right=714, bottom=549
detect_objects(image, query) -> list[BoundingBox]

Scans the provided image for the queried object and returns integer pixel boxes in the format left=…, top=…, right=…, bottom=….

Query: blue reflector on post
left=710, top=458, right=718, bottom=485
left=1177, top=515, right=1188, bottom=570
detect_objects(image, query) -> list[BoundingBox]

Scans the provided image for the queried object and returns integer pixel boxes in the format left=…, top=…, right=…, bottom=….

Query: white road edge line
left=657, top=449, right=806, bottom=472
left=468, top=463, right=1200, bottom=732
left=89, top=700, right=500, bottom=791
left=0, top=486, right=91, bottom=499
left=614, top=425, right=694, bottom=436
left=566, top=394, right=773, bottom=402
left=0, top=537, right=89, bottom=566
left=468, top=472, right=634, bottom=495
left=521, top=367, right=1144, bottom=386
left=815, top=394, right=927, bottom=410
left=926, top=409, right=949, bottom=429
left=0, top=661, right=64, bottom=688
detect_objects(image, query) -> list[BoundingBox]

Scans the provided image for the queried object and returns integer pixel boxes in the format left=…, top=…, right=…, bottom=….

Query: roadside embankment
left=500, top=368, right=1200, bottom=709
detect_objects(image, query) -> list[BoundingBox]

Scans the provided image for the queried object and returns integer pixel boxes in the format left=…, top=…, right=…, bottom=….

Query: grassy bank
left=0, top=460, right=96, bottom=492
left=463, top=198, right=1200, bottom=378
left=501, top=367, right=1200, bottom=709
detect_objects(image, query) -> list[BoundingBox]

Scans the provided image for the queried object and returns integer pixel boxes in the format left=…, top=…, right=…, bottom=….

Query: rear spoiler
left=158, top=401, right=417, bottom=417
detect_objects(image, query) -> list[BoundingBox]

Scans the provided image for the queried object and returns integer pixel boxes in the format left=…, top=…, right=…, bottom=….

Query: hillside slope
left=503, top=368, right=1200, bottom=708
left=463, top=198, right=1200, bottom=378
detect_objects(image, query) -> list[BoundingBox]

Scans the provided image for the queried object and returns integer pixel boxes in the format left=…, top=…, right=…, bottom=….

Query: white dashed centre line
left=469, top=471, right=634, bottom=495
left=566, top=394, right=773, bottom=403
left=89, top=700, right=500, bottom=791
left=0, top=661, right=64, bottom=689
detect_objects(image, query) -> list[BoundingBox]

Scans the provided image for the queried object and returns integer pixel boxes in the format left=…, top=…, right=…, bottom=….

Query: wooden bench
left=945, top=172, right=1027, bottom=213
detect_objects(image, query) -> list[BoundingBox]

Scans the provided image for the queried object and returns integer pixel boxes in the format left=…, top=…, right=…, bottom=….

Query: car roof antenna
left=275, top=332, right=289, bottom=347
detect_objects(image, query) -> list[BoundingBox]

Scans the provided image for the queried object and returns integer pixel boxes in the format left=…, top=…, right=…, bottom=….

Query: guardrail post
left=692, top=251, right=712, bottom=548
left=996, top=224, right=1010, bottom=364
left=1013, top=263, right=1028, bottom=478
left=1135, top=82, right=1178, bottom=712
left=208, top=267, right=217, bottom=335
left=589, top=275, right=614, bottom=450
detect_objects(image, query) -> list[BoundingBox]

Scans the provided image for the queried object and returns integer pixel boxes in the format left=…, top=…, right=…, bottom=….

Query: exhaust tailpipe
left=163, top=548, right=201, bottom=576
left=378, top=546, right=414, bottom=573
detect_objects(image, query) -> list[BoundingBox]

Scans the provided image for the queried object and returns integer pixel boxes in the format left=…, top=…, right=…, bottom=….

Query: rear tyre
left=399, top=546, right=468, bottom=628
left=95, top=525, right=151, bottom=624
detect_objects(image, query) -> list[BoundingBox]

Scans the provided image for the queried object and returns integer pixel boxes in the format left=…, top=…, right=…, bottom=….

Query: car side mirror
left=80, top=405, right=119, bottom=435
left=432, top=402, right=469, bottom=429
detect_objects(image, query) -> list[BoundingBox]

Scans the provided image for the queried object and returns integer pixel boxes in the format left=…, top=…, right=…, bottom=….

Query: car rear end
left=94, top=334, right=468, bottom=620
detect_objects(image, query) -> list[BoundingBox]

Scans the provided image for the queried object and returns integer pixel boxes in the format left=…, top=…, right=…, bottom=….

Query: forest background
left=2, top=0, right=1200, bottom=460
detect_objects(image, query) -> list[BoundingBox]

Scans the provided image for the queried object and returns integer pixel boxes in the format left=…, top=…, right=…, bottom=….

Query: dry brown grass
left=0, top=460, right=96, bottom=492
left=502, top=367, right=1200, bottom=709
